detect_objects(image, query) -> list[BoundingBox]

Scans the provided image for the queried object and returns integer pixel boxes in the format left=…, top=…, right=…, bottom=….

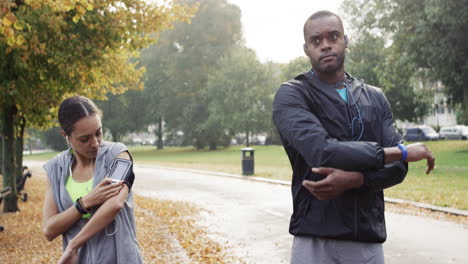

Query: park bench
left=0, top=166, right=32, bottom=232
left=0, top=186, right=12, bottom=232
left=17, top=166, right=32, bottom=202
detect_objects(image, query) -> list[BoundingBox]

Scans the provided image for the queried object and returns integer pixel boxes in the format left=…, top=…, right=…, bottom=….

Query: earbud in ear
left=344, top=35, right=349, bottom=45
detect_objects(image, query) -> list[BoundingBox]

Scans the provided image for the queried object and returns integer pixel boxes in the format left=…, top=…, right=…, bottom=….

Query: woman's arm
left=43, top=152, right=129, bottom=242
left=65, top=184, right=129, bottom=251
left=57, top=184, right=129, bottom=264
left=42, top=179, right=83, bottom=241
left=42, top=177, right=123, bottom=241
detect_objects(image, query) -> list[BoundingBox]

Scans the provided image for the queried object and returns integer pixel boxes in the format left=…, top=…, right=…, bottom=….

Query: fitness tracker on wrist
left=75, top=197, right=88, bottom=214
left=397, top=144, right=408, bottom=161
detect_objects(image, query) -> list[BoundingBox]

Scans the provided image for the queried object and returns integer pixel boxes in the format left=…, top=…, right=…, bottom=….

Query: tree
left=205, top=46, right=275, bottom=148
left=0, top=116, right=3, bottom=174
left=343, top=0, right=468, bottom=118
left=160, top=0, right=242, bottom=149
left=0, top=0, right=195, bottom=212
left=99, top=0, right=244, bottom=150
left=377, top=49, right=432, bottom=122
left=263, top=61, right=283, bottom=145
left=345, top=31, right=430, bottom=122
left=138, top=33, right=179, bottom=149
left=42, top=127, right=68, bottom=151
left=280, top=56, right=310, bottom=81
left=345, top=32, right=385, bottom=88
left=456, top=105, right=468, bottom=126
left=95, top=89, right=149, bottom=142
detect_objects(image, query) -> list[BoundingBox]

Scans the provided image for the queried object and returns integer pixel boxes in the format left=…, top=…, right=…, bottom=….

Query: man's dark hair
left=303, top=10, right=344, bottom=37
left=58, top=95, right=102, bottom=136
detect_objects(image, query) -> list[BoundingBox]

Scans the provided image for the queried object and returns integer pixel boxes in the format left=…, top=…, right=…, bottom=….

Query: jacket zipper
left=344, top=90, right=353, bottom=139
left=354, top=192, right=358, bottom=239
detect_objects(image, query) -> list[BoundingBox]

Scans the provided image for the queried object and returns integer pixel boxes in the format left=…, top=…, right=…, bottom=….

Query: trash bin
left=241, top=148, right=254, bottom=175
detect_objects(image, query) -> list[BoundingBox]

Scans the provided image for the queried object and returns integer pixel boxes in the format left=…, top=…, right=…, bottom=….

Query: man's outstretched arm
left=273, top=84, right=435, bottom=177
left=302, top=95, right=435, bottom=199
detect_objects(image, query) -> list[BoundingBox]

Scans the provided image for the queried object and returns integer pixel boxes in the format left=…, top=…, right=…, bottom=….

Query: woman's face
left=68, top=114, right=103, bottom=159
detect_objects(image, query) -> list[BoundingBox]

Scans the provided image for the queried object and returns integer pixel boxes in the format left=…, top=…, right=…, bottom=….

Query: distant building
left=424, top=87, right=457, bottom=128
left=396, top=80, right=456, bottom=129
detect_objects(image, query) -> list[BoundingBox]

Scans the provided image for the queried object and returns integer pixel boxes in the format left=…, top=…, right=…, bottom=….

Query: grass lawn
left=131, top=145, right=294, bottom=181
left=384, top=140, right=468, bottom=210
left=24, top=140, right=468, bottom=210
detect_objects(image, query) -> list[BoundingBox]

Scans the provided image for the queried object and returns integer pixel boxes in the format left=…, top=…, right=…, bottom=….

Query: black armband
left=108, top=158, right=134, bottom=190
left=123, top=170, right=134, bottom=190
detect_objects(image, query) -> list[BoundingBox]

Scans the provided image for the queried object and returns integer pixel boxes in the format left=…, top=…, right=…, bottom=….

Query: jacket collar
left=55, top=141, right=111, bottom=169
left=298, top=70, right=365, bottom=100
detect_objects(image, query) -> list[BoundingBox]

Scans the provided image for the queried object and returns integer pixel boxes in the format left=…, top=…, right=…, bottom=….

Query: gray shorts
left=291, top=236, right=384, bottom=264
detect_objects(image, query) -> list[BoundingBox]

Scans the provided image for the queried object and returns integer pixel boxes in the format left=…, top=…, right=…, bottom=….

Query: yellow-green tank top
left=66, top=176, right=93, bottom=219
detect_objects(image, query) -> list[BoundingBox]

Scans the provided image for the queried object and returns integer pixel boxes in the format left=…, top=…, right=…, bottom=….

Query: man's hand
left=302, top=167, right=364, bottom=200
left=406, top=143, right=435, bottom=174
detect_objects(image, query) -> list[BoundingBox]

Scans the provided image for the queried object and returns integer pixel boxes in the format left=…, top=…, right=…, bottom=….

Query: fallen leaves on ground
left=135, top=195, right=244, bottom=263
left=386, top=202, right=467, bottom=226
left=1, top=169, right=466, bottom=263
left=0, top=172, right=243, bottom=263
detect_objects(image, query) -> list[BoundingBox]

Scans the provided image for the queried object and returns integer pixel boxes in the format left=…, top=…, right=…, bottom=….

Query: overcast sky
left=227, top=0, right=346, bottom=64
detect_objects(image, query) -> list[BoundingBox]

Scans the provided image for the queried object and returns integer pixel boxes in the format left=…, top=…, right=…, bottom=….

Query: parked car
left=439, top=125, right=468, bottom=140
left=404, top=126, right=440, bottom=141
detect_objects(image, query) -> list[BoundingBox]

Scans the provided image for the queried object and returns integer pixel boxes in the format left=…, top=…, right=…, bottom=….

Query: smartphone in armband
left=108, top=158, right=133, bottom=184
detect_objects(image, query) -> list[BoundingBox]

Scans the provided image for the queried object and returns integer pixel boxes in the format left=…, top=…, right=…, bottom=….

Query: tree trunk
left=28, top=138, right=32, bottom=155
left=209, top=141, right=217, bottom=150
left=112, top=133, right=121, bottom=143
left=0, top=134, right=3, bottom=176
left=245, top=130, right=250, bottom=147
left=194, top=134, right=205, bottom=149
left=464, top=82, right=468, bottom=120
left=15, top=116, right=26, bottom=181
left=2, top=104, right=19, bottom=213
left=156, top=117, right=163, bottom=150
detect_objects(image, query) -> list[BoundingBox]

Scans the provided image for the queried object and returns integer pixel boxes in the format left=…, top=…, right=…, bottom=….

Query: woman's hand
left=81, top=178, right=124, bottom=209
left=57, top=245, right=78, bottom=264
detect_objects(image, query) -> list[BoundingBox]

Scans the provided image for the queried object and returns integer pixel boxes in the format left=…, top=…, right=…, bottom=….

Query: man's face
left=303, top=15, right=346, bottom=74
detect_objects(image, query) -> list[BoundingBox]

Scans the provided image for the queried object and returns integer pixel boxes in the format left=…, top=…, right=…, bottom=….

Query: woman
left=42, top=96, right=142, bottom=264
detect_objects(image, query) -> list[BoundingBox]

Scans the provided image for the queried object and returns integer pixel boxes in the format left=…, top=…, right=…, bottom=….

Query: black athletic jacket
left=272, top=71, right=408, bottom=243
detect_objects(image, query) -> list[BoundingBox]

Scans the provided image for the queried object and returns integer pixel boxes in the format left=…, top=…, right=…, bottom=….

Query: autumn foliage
left=0, top=0, right=196, bottom=125
left=0, top=0, right=197, bottom=213
left=0, top=169, right=242, bottom=263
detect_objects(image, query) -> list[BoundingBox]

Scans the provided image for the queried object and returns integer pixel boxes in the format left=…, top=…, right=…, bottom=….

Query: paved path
left=27, top=160, right=467, bottom=263
left=132, top=165, right=468, bottom=264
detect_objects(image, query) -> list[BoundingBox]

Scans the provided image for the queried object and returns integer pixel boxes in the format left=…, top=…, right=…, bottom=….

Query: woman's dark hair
left=58, top=96, right=102, bottom=136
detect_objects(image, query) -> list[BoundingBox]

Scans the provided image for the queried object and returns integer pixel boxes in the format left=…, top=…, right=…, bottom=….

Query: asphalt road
left=132, top=164, right=467, bottom=264
left=27, top=160, right=467, bottom=264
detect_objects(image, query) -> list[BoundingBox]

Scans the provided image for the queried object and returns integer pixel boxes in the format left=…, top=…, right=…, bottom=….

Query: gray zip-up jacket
left=43, top=141, right=143, bottom=263
left=273, top=71, right=408, bottom=242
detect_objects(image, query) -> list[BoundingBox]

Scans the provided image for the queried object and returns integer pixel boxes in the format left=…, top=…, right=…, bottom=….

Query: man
left=272, top=11, right=435, bottom=263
